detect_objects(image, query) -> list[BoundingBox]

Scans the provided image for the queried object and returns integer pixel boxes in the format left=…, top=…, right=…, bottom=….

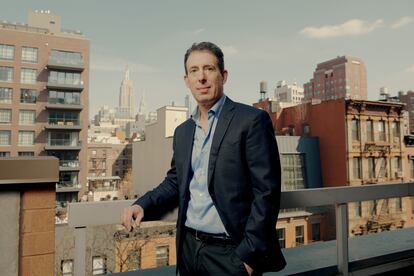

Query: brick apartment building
left=398, top=90, right=414, bottom=133
left=0, top=11, right=89, bottom=211
left=87, top=143, right=133, bottom=201
left=275, top=99, right=414, bottom=236
left=303, top=56, right=367, bottom=102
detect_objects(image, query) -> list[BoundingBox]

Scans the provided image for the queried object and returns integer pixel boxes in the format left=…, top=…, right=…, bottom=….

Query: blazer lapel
left=181, top=120, right=196, bottom=191
left=207, top=98, right=235, bottom=189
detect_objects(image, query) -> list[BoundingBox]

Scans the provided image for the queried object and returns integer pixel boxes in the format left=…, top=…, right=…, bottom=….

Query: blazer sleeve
left=234, top=110, right=282, bottom=269
left=133, top=132, right=180, bottom=220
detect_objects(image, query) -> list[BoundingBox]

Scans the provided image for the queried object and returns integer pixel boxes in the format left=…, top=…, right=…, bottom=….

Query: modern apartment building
left=303, top=56, right=367, bottom=102
left=0, top=11, right=89, bottom=210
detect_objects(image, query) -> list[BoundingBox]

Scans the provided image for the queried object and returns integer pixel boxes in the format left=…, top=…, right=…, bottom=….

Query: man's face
left=184, top=50, right=228, bottom=108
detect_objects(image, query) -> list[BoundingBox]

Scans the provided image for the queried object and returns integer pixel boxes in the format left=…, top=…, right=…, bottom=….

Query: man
left=122, top=42, right=286, bottom=275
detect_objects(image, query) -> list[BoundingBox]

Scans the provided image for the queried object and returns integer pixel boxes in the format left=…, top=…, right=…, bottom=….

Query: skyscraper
left=303, top=56, right=367, bottom=102
left=0, top=10, right=89, bottom=213
left=118, top=67, right=135, bottom=118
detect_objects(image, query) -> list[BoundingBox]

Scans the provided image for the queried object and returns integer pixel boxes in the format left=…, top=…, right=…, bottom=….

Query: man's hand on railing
left=121, top=204, right=144, bottom=232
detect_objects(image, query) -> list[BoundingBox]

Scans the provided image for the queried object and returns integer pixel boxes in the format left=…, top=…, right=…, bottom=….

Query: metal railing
left=48, top=118, right=81, bottom=126
left=59, top=160, right=80, bottom=168
left=48, top=139, right=80, bottom=147
left=48, top=97, right=81, bottom=105
left=68, top=182, right=414, bottom=276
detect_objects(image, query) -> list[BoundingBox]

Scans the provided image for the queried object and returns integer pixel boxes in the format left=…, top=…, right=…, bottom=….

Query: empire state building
left=118, top=67, right=135, bottom=118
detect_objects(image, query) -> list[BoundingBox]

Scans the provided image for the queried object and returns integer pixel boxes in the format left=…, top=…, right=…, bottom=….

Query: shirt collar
left=191, top=94, right=226, bottom=122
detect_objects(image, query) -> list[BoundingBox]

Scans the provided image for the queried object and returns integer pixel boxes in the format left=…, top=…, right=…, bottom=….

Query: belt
left=185, top=227, right=235, bottom=246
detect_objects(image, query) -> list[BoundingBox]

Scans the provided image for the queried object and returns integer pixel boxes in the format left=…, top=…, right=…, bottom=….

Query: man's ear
left=184, top=75, right=190, bottom=88
left=222, top=70, right=228, bottom=84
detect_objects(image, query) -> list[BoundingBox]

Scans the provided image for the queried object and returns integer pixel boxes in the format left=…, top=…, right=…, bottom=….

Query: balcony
left=45, top=140, right=82, bottom=151
left=44, top=119, right=82, bottom=131
left=68, top=182, right=414, bottom=276
left=46, top=80, right=84, bottom=91
left=56, top=181, right=82, bottom=192
left=59, top=160, right=80, bottom=171
left=46, top=100, right=83, bottom=111
left=47, top=55, right=85, bottom=71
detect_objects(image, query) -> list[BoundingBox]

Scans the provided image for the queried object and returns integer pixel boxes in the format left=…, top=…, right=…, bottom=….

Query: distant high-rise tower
left=138, top=92, right=147, bottom=116
left=303, top=56, right=367, bottom=102
left=118, top=67, right=135, bottom=118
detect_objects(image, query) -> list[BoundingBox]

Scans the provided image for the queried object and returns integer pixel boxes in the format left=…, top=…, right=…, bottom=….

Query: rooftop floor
left=108, top=227, right=414, bottom=275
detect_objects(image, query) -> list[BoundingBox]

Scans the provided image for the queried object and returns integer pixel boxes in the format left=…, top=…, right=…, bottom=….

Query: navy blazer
left=135, top=97, right=286, bottom=272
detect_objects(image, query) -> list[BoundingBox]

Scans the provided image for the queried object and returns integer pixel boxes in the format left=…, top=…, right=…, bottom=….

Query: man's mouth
left=197, top=86, right=210, bottom=92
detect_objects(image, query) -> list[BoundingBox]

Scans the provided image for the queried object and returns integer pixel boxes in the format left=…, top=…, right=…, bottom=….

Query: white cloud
left=193, top=28, right=205, bottom=35
left=222, top=45, right=239, bottom=56
left=391, top=16, right=414, bottom=29
left=300, top=19, right=384, bottom=38
left=406, top=65, right=414, bottom=73
left=90, top=54, right=160, bottom=73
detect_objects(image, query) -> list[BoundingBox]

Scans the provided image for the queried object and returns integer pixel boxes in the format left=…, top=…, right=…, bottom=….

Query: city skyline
left=1, top=0, right=413, bottom=117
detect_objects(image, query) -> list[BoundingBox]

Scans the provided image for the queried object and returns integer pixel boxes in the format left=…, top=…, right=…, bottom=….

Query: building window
left=378, top=120, right=386, bottom=141
left=351, top=119, right=359, bottom=141
left=311, top=223, right=321, bottom=242
left=410, top=159, right=414, bottom=179
left=19, top=110, right=35, bottom=125
left=20, top=89, right=37, bottom=103
left=392, top=157, right=402, bottom=178
left=368, top=157, right=375, bottom=179
left=277, top=228, right=286, bottom=248
left=18, top=131, right=35, bottom=146
left=366, top=119, right=374, bottom=141
left=378, top=157, right=387, bottom=178
left=0, top=152, right=10, bottom=157
left=0, top=67, right=13, bottom=82
left=48, top=111, right=79, bottom=125
left=281, top=154, right=306, bottom=190
left=0, top=44, right=14, bottom=60
left=354, top=201, right=362, bottom=217
left=92, top=256, right=106, bottom=275
left=155, top=245, right=169, bottom=267
left=412, top=197, right=414, bottom=215
left=49, top=132, right=79, bottom=146
left=295, top=225, right=304, bottom=246
left=0, top=130, right=11, bottom=145
left=50, top=50, right=83, bottom=65
left=21, top=47, right=38, bottom=63
left=0, top=87, right=12, bottom=103
left=20, top=68, right=37, bottom=84
left=395, top=197, right=402, bottom=212
left=352, top=157, right=361, bottom=179
left=59, top=171, right=79, bottom=186
left=0, top=109, right=11, bottom=124
left=61, top=259, right=73, bottom=276
left=49, top=71, right=81, bottom=85
left=49, top=90, right=80, bottom=105
left=391, top=121, right=400, bottom=141
left=18, top=152, right=34, bottom=157
left=367, top=200, right=376, bottom=216
left=127, top=249, right=141, bottom=270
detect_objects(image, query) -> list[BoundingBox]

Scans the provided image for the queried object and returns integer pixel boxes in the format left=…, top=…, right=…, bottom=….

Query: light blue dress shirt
left=185, top=95, right=228, bottom=234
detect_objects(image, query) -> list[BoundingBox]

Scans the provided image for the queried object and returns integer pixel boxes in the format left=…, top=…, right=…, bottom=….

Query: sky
left=1, top=0, right=413, bottom=118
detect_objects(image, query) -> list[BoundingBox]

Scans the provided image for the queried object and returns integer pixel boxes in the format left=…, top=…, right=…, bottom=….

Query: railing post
left=74, top=226, right=86, bottom=276
left=336, top=203, right=349, bottom=275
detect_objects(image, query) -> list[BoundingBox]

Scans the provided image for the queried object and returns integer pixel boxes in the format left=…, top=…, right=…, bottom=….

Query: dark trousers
left=179, top=230, right=259, bottom=276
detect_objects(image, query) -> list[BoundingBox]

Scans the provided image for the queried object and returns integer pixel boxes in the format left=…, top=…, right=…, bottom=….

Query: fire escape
left=352, top=141, right=405, bottom=235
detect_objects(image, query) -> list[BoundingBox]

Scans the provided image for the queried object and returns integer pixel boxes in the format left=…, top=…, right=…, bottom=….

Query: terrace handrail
left=68, top=182, right=414, bottom=276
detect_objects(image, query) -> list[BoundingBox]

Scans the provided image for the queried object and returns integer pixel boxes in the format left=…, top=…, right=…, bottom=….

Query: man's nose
left=196, top=70, right=207, bottom=82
